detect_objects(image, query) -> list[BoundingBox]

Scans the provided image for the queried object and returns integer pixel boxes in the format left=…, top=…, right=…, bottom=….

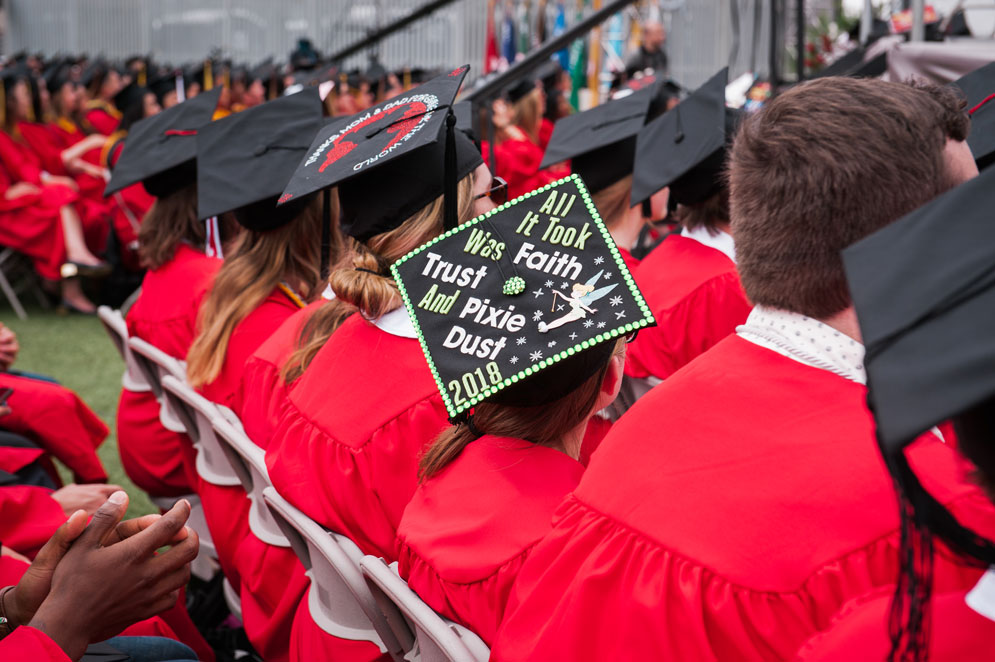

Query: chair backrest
left=359, top=556, right=490, bottom=662
left=96, top=305, right=150, bottom=393
left=127, top=336, right=187, bottom=432
left=260, top=487, right=397, bottom=657
left=211, top=415, right=289, bottom=548
left=160, top=375, right=240, bottom=487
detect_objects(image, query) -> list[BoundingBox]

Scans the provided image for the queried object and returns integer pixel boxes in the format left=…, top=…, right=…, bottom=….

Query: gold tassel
left=223, top=65, right=231, bottom=90
left=204, top=60, right=213, bottom=90
left=403, top=67, right=412, bottom=90
left=0, top=83, right=6, bottom=128
left=138, top=62, right=147, bottom=87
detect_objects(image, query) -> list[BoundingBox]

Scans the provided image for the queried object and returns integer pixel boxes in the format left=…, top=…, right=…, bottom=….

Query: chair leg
left=0, top=264, right=28, bottom=320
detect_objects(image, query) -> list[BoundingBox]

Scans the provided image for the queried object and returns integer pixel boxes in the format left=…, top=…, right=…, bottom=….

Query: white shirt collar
left=736, top=306, right=867, bottom=384
left=371, top=305, right=417, bottom=339
left=680, top=226, right=737, bottom=264
left=321, top=284, right=336, bottom=301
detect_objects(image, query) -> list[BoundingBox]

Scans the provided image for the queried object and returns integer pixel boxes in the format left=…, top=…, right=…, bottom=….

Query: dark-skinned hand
left=26, top=491, right=198, bottom=660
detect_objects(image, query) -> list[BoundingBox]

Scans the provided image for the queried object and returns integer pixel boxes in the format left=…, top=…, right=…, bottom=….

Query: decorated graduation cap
left=278, top=65, right=482, bottom=242
left=631, top=67, right=738, bottom=207
left=391, top=174, right=655, bottom=420
left=843, top=162, right=995, bottom=658
left=105, top=87, right=221, bottom=197
left=541, top=80, right=663, bottom=194
left=952, top=61, right=995, bottom=170
left=196, top=87, right=324, bottom=230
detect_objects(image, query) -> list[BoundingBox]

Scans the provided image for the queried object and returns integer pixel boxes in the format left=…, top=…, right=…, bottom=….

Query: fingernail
left=109, top=491, right=128, bottom=505
left=180, top=499, right=191, bottom=509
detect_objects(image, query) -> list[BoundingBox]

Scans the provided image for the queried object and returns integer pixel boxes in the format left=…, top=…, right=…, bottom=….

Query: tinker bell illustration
left=538, top=271, right=618, bottom=333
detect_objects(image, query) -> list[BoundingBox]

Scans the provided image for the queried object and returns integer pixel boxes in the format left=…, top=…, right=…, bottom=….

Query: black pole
left=329, top=0, right=463, bottom=63
left=796, top=0, right=805, bottom=81
left=769, top=0, right=780, bottom=87
left=464, top=0, right=638, bottom=103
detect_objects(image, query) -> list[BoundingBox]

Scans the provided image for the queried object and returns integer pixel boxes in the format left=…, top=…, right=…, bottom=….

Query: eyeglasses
left=474, top=176, right=509, bottom=206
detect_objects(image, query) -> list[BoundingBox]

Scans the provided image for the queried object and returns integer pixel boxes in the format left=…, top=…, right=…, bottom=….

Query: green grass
left=4, top=302, right=158, bottom=517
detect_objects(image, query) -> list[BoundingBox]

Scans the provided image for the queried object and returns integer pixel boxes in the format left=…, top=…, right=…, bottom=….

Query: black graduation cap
left=149, top=70, right=181, bottom=105
left=541, top=80, right=663, bottom=194
left=43, top=60, right=75, bottom=94
left=391, top=174, right=655, bottom=420
left=278, top=65, right=483, bottom=241
left=845, top=165, right=995, bottom=454
left=953, top=62, right=995, bottom=170
left=104, top=87, right=221, bottom=197
left=631, top=68, right=735, bottom=206
left=843, top=165, right=995, bottom=655
left=197, top=87, right=325, bottom=230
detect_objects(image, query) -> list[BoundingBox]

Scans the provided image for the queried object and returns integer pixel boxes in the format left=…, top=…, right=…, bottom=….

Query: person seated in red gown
left=806, top=133, right=995, bottom=661
left=103, top=88, right=231, bottom=499
left=0, top=491, right=199, bottom=661
left=491, top=75, right=567, bottom=199
left=392, top=172, right=654, bottom=646
left=185, top=89, right=337, bottom=599
left=0, top=68, right=106, bottom=312
left=265, top=67, right=495, bottom=662
left=490, top=76, right=992, bottom=662
left=80, top=60, right=124, bottom=136
left=623, top=69, right=752, bottom=392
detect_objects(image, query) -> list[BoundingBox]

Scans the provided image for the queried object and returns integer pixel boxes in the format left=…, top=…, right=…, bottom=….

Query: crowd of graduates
left=1, top=30, right=995, bottom=662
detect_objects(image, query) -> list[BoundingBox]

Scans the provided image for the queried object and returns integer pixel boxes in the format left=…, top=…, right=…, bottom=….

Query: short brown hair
left=675, top=187, right=730, bottom=236
left=730, top=78, right=968, bottom=318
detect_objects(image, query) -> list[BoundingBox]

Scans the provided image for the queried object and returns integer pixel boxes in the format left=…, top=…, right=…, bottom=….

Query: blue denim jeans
left=102, top=636, right=199, bottom=662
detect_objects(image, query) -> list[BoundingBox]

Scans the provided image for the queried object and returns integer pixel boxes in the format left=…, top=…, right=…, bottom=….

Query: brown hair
left=419, top=339, right=624, bottom=480
left=730, top=78, right=968, bottom=319
left=187, top=196, right=331, bottom=387
left=674, top=187, right=730, bottom=236
left=591, top=175, right=634, bottom=230
left=280, top=174, right=476, bottom=383
left=512, top=88, right=543, bottom=144
left=137, top=184, right=237, bottom=270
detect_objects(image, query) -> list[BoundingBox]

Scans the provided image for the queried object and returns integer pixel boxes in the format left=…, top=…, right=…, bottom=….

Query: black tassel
left=444, top=109, right=458, bottom=232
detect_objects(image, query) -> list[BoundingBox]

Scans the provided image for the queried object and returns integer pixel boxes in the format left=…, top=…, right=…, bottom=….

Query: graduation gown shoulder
left=266, top=312, right=449, bottom=559
left=491, top=336, right=995, bottom=662
left=397, top=435, right=583, bottom=645
left=0, top=485, right=66, bottom=557
left=625, top=234, right=751, bottom=380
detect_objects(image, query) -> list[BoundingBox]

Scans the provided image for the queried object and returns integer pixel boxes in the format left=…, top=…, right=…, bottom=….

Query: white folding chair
left=0, top=247, right=49, bottom=320
left=150, top=493, right=219, bottom=582
left=261, top=487, right=398, bottom=658
left=159, top=375, right=241, bottom=488
left=127, top=337, right=187, bottom=433
left=96, top=306, right=150, bottom=393
left=211, top=414, right=289, bottom=548
left=359, top=556, right=490, bottom=662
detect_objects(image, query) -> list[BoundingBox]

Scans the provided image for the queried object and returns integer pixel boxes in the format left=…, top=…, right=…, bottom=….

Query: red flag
left=485, top=0, right=501, bottom=73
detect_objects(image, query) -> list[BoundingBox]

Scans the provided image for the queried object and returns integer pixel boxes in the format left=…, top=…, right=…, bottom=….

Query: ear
left=595, top=352, right=625, bottom=411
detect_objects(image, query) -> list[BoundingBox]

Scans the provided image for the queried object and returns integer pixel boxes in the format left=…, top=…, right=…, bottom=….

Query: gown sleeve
left=0, top=485, right=65, bottom=557
left=0, top=627, right=72, bottom=662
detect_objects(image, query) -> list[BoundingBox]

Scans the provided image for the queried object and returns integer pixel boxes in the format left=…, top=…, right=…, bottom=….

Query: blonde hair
left=419, top=339, right=624, bottom=480
left=512, top=88, right=543, bottom=144
left=281, top=174, right=476, bottom=383
left=591, top=175, right=635, bottom=231
left=187, top=196, right=335, bottom=387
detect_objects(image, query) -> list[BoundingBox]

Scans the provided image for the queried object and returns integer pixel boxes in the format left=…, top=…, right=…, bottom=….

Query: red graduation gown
left=103, top=133, right=154, bottom=272
left=84, top=102, right=121, bottom=136
left=795, top=586, right=995, bottom=661
left=0, top=372, right=108, bottom=484
left=0, top=627, right=71, bottom=661
left=118, top=243, right=221, bottom=496
left=625, top=234, right=751, bottom=380
left=195, top=287, right=304, bottom=592
left=493, top=137, right=565, bottom=200
left=266, top=312, right=449, bottom=662
left=0, top=485, right=66, bottom=557
left=491, top=336, right=995, bottom=662
left=396, top=435, right=583, bottom=646
left=0, top=131, right=78, bottom=280
left=231, top=299, right=324, bottom=662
